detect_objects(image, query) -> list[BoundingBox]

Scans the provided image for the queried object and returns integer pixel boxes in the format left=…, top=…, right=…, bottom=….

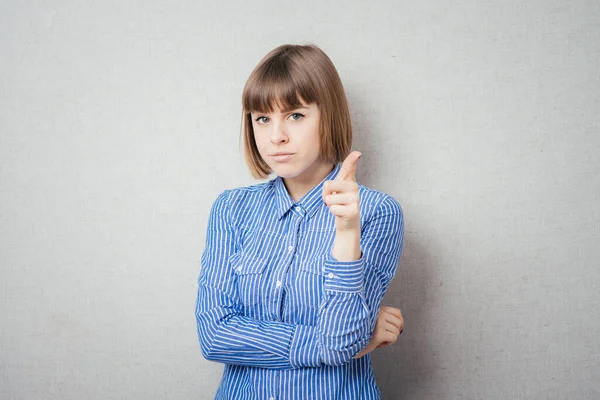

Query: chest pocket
left=229, top=252, right=269, bottom=308
left=296, top=255, right=326, bottom=310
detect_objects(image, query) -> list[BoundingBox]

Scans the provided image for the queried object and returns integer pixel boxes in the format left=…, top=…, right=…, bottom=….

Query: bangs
left=242, top=55, right=319, bottom=114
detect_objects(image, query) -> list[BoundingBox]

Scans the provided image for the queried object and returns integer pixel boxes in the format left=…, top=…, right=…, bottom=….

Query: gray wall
left=1, top=1, right=599, bottom=399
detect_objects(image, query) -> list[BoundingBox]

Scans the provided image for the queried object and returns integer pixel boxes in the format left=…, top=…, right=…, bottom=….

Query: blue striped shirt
left=196, top=162, right=404, bottom=399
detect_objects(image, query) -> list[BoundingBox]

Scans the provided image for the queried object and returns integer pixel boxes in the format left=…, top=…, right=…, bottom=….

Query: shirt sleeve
left=195, top=190, right=322, bottom=370
left=318, top=195, right=405, bottom=366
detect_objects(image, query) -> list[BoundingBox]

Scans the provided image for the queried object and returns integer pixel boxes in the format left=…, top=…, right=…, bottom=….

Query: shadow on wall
left=372, top=233, right=440, bottom=399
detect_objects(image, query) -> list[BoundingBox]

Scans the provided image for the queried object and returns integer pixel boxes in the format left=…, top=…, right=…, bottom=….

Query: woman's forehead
left=249, top=99, right=315, bottom=114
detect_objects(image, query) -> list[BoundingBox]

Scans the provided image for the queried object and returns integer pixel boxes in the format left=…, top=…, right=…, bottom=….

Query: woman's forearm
left=331, top=228, right=362, bottom=261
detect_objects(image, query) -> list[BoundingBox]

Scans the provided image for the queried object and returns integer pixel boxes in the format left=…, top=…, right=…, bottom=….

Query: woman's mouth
left=271, top=153, right=294, bottom=162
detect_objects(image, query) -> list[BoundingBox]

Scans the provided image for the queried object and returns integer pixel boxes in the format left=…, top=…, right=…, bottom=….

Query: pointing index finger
left=336, top=151, right=361, bottom=182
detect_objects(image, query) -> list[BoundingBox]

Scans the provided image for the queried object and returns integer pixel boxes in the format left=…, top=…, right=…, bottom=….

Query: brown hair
left=241, top=44, right=353, bottom=179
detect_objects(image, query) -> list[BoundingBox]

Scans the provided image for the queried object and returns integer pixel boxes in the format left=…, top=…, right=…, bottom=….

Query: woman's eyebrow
left=281, top=105, right=310, bottom=113
left=252, top=106, right=310, bottom=115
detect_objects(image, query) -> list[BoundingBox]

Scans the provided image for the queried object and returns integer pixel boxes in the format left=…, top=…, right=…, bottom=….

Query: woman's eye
left=255, top=116, right=269, bottom=124
left=289, top=113, right=305, bottom=121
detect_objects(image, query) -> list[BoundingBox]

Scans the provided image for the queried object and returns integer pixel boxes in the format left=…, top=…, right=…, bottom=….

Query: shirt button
left=328, top=273, right=335, bottom=279
left=236, top=266, right=242, bottom=273
left=269, top=397, right=275, bottom=400
left=288, top=246, right=294, bottom=252
left=276, top=280, right=282, bottom=288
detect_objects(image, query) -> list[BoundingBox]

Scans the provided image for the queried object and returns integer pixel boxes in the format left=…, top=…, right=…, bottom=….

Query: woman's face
left=251, top=100, right=329, bottom=181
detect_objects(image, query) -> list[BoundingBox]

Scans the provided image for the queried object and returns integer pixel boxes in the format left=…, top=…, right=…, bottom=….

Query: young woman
left=196, top=44, right=405, bottom=399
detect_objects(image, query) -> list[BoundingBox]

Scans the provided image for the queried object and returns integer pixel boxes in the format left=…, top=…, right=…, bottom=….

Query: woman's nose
left=270, top=123, right=288, bottom=144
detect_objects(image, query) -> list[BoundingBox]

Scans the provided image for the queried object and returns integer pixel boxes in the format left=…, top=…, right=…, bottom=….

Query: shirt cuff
left=323, top=252, right=365, bottom=293
left=289, top=325, right=321, bottom=368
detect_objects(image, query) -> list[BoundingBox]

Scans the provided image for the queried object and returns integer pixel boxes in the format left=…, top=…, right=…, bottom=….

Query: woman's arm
left=318, top=152, right=405, bottom=365
left=196, top=190, right=321, bottom=370
left=316, top=195, right=404, bottom=365
left=196, top=184, right=404, bottom=368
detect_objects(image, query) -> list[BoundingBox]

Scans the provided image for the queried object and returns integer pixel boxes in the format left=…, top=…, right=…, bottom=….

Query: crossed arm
left=195, top=190, right=404, bottom=369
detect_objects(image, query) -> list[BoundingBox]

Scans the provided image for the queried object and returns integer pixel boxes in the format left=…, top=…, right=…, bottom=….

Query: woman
left=196, top=44, right=405, bottom=399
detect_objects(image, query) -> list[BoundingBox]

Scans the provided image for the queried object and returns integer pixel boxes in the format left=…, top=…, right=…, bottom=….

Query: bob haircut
left=241, top=44, right=353, bottom=179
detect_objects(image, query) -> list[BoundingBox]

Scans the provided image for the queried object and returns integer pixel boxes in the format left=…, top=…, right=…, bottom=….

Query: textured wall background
left=1, top=1, right=599, bottom=399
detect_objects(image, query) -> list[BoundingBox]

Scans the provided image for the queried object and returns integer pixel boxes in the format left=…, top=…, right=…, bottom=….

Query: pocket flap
left=229, top=252, right=268, bottom=276
left=299, top=254, right=326, bottom=275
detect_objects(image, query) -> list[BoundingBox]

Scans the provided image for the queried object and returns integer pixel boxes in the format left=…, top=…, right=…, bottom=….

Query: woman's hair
left=241, top=44, right=353, bottom=179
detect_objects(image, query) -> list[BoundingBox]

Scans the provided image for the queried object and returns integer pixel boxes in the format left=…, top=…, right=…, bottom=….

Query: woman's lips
left=271, top=153, right=294, bottom=162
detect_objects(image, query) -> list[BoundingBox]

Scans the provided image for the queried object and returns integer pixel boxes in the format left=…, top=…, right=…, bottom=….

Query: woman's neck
left=283, top=161, right=335, bottom=202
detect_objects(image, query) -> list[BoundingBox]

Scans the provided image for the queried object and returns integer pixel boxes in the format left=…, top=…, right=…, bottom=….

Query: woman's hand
left=354, top=305, right=404, bottom=359
left=323, top=151, right=362, bottom=232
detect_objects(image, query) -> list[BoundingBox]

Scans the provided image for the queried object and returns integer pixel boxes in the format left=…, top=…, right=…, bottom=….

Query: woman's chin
left=272, top=168, right=297, bottom=179
left=270, top=164, right=302, bottom=179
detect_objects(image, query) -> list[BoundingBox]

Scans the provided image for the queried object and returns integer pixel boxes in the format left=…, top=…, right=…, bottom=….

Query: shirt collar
left=274, top=163, right=341, bottom=221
